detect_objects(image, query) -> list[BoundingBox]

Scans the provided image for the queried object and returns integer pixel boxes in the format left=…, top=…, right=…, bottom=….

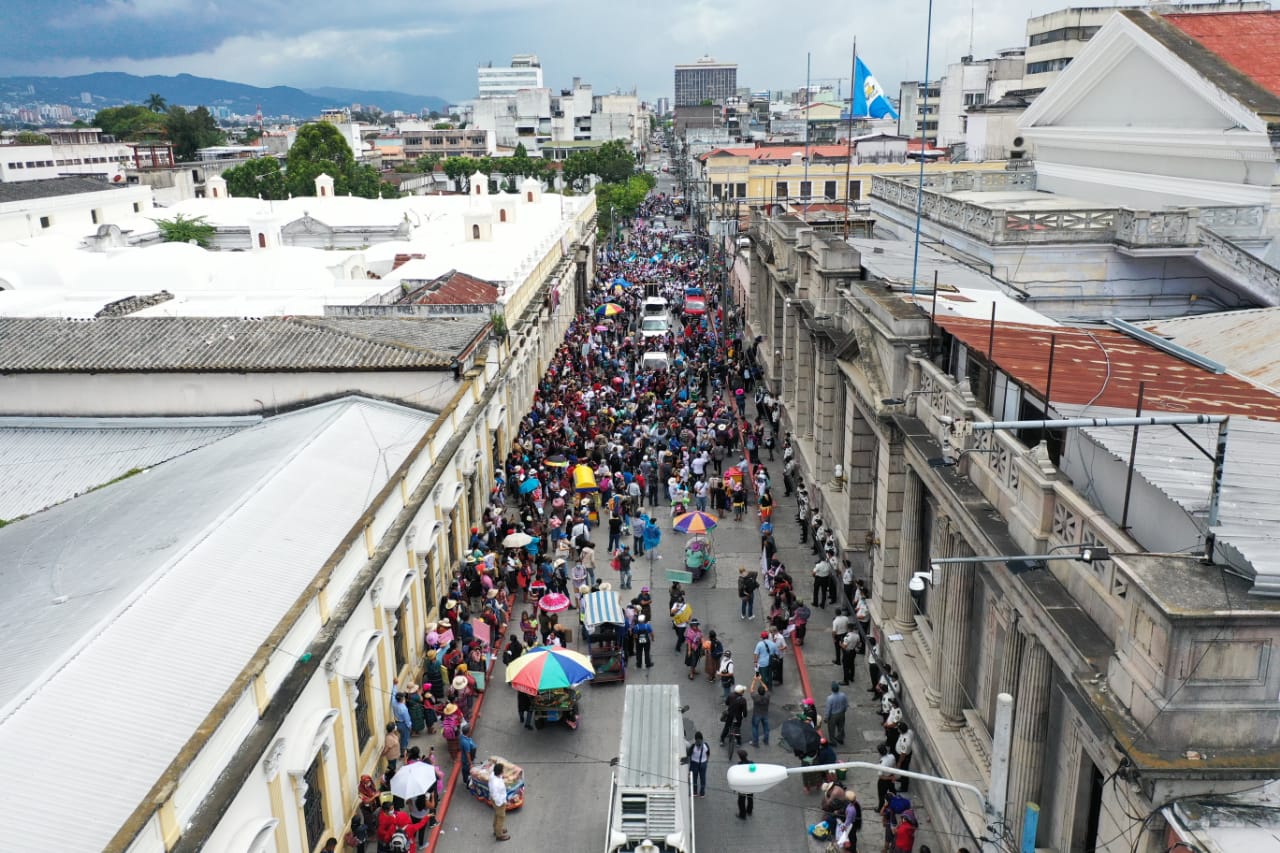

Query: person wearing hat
left=719, top=684, right=748, bottom=747
left=683, top=618, right=704, bottom=680
left=632, top=613, right=654, bottom=669
left=753, top=630, right=778, bottom=688
left=820, top=777, right=848, bottom=836
left=440, top=703, right=463, bottom=763
left=838, top=788, right=862, bottom=849
left=424, top=649, right=445, bottom=701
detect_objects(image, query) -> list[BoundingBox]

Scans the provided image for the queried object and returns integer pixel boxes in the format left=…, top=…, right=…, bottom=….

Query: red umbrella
left=538, top=592, right=571, bottom=613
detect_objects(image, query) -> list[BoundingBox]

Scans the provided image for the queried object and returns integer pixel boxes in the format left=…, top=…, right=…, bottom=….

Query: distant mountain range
left=0, top=72, right=450, bottom=118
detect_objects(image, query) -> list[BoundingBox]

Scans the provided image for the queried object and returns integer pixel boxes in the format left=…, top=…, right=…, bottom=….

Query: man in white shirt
left=830, top=609, right=850, bottom=666
left=489, top=762, right=511, bottom=841
left=894, top=723, right=915, bottom=789
left=812, top=556, right=833, bottom=609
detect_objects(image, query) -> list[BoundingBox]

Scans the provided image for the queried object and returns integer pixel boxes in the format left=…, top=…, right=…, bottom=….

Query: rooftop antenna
left=969, top=0, right=976, bottom=56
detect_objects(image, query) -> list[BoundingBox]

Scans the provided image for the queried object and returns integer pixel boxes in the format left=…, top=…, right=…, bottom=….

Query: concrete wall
left=0, top=370, right=463, bottom=417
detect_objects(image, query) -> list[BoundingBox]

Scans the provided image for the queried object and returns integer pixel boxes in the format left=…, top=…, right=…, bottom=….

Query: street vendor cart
left=580, top=589, right=626, bottom=683
left=532, top=687, right=582, bottom=729
left=683, top=534, right=715, bottom=580
left=467, top=755, right=526, bottom=810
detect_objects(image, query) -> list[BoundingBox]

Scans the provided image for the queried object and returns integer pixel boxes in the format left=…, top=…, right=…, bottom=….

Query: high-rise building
left=896, top=80, right=941, bottom=140
left=1023, top=1, right=1266, bottom=91
left=674, top=56, right=737, bottom=107
left=477, top=54, right=544, bottom=98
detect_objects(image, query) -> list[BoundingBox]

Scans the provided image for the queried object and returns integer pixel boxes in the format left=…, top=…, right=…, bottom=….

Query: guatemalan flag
left=853, top=56, right=899, bottom=120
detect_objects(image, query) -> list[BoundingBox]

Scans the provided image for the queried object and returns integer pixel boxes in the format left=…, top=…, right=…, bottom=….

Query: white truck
left=605, top=684, right=694, bottom=853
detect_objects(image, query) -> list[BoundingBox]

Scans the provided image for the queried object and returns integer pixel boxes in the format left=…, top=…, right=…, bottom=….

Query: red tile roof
left=933, top=317, right=1280, bottom=420
left=1163, top=11, right=1280, bottom=100
left=406, top=270, right=499, bottom=305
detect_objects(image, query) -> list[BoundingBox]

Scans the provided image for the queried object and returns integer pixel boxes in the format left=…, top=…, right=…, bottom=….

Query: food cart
left=467, top=755, right=526, bottom=810
left=684, top=534, right=715, bottom=580
left=580, top=589, right=626, bottom=683
left=532, top=687, right=582, bottom=730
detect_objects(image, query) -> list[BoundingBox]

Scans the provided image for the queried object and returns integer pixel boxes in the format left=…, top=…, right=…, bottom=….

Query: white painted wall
left=0, top=370, right=462, bottom=417
left=0, top=184, right=154, bottom=243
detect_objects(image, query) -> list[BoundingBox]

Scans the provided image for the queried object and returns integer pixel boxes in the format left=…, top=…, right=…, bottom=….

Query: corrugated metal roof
left=0, top=176, right=123, bottom=203
left=0, top=316, right=491, bottom=372
left=1079, top=413, right=1280, bottom=595
left=0, top=416, right=257, bottom=520
left=0, top=396, right=435, bottom=852
left=617, top=684, right=683, bottom=789
left=934, top=316, right=1280, bottom=420
left=1143, top=309, right=1280, bottom=394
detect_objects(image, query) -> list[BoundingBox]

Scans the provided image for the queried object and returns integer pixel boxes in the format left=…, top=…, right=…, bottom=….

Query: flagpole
left=803, top=51, right=811, bottom=222
left=843, top=39, right=857, bottom=239
left=909, top=0, right=935, bottom=300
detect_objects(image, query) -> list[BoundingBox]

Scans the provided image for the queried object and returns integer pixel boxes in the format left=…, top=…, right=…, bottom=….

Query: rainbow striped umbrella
left=673, top=511, right=719, bottom=535
left=505, top=646, right=596, bottom=696
left=595, top=303, right=624, bottom=317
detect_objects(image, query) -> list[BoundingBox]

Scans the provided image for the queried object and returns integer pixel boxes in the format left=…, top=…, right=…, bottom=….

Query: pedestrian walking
left=685, top=731, right=710, bottom=797
left=633, top=614, right=654, bottom=668
left=749, top=675, right=771, bottom=747
left=717, top=650, right=736, bottom=699
left=824, top=682, right=848, bottom=746
left=737, top=566, right=758, bottom=619
left=735, top=749, right=754, bottom=819
left=704, top=630, right=723, bottom=682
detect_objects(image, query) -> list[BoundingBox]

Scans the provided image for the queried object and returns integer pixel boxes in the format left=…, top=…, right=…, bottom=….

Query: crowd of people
left=336, top=189, right=935, bottom=853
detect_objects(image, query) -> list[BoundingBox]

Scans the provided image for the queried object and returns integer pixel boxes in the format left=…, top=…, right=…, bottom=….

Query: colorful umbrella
left=673, top=511, right=719, bottom=535
left=544, top=454, right=569, bottom=468
left=595, top=303, right=624, bottom=317
left=594, top=324, right=609, bottom=332
left=505, top=646, right=595, bottom=696
left=612, top=277, right=632, bottom=287
left=518, top=477, right=541, bottom=495
left=538, top=592, right=571, bottom=613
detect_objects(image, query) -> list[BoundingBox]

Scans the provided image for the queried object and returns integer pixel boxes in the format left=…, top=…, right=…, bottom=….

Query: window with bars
left=736, top=182, right=746, bottom=199
left=848, top=180, right=862, bottom=200
left=799, top=181, right=812, bottom=198
left=354, top=668, right=373, bottom=749
left=823, top=180, right=836, bottom=200
left=302, top=756, right=327, bottom=851
left=776, top=182, right=788, bottom=198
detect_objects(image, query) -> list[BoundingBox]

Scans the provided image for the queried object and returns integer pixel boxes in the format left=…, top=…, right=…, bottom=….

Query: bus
left=605, top=684, right=694, bottom=853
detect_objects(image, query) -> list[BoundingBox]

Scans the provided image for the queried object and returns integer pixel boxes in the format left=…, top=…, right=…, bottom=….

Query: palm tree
left=145, top=93, right=168, bottom=113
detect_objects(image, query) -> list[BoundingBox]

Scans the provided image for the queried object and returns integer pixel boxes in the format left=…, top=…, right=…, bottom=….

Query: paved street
left=426, top=480, right=950, bottom=851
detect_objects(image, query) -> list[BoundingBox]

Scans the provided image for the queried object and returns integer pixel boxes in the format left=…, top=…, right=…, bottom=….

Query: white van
left=641, top=297, right=669, bottom=318
left=606, top=685, right=693, bottom=853
left=640, top=351, right=671, bottom=372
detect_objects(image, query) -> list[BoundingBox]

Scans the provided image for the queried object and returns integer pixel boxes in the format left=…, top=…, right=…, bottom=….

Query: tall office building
left=674, top=56, right=737, bottom=107
left=477, top=54, right=544, bottom=98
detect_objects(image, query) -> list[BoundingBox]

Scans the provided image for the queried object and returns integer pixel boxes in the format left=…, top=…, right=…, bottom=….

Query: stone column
left=895, top=470, right=924, bottom=630
left=938, top=535, right=975, bottom=729
left=997, top=611, right=1025, bottom=699
left=796, top=333, right=815, bottom=437
left=813, top=340, right=839, bottom=483
left=1007, top=628, right=1053, bottom=843
left=925, top=515, right=956, bottom=707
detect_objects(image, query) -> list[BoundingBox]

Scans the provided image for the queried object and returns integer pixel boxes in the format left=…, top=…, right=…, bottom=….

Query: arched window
left=320, top=186, right=328, bottom=197
left=526, top=191, right=533, bottom=202
left=499, top=209, right=507, bottom=223
left=472, top=224, right=480, bottom=239
left=474, top=184, right=481, bottom=195
left=257, top=232, right=267, bottom=248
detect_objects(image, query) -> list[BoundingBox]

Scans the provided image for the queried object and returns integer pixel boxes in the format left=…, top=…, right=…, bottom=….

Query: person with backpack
left=632, top=614, right=654, bottom=669
left=439, top=703, right=463, bottom=764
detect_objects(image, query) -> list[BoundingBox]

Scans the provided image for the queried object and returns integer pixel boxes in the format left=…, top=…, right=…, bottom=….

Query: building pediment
left=1021, top=12, right=1272, bottom=136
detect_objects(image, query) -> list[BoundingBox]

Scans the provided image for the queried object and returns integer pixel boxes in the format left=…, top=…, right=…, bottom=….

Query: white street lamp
left=728, top=694, right=1014, bottom=853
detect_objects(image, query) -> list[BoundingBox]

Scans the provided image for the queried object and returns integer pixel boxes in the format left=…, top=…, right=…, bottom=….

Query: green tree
left=95, top=105, right=166, bottom=140
left=221, top=156, right=287, bottom=199
left=594, top=174, right=655, bottom=239
left=415, top=154, right=441, bottom=173
left=433, top=122, right=452, bottom=130
left=156, top=213, right=215, bottom=246
left=145, top=93, right=168, bottom=112
left=164, top=106, right=225, bottom=161
left=442, top=156, right=478, bottom=192
left=562, top=150, right=595, bottom=192
left=14, top=131, right=50, bottom=144
left=284, top=122, right=399, bottom=198
left=593, top=139, right=639, bottom=184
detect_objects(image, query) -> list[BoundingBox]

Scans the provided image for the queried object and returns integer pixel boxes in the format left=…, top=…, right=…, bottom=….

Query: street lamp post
left=728, top=693, right=1014, bottom=853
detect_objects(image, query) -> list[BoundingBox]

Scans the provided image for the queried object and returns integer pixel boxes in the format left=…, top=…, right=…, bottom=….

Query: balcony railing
left=873, top=173, right=1268, bottom=247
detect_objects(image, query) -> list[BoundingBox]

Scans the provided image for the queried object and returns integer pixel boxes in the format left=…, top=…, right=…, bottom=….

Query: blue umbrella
left=612, top=276, right=632, bottom=287
left=519, top=477, right=541, bottom=495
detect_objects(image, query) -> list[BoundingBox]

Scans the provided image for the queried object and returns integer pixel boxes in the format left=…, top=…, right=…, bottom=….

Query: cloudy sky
left=5, top=0, right=1079, bottom=102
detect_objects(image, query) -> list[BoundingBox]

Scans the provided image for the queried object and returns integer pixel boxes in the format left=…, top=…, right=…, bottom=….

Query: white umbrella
left=390, top=762, right=437, bottom=800
left=502, top=531, right=534, bottom=548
